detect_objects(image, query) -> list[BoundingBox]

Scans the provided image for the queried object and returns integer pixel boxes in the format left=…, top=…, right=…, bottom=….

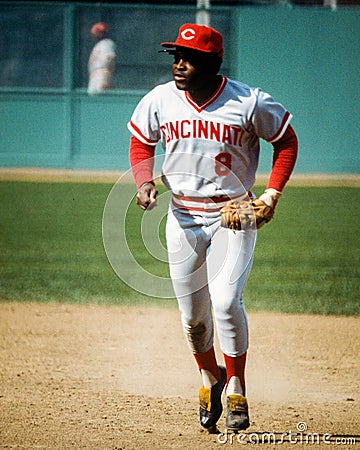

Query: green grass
left=245, top=187, right=359, bottom=315
left=0, top=181, right=359, bottom=315
left=0, top=181, right=156, bottom=306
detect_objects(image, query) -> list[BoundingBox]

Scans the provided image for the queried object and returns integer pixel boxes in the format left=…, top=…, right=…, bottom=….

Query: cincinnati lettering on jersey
left=160, top=119, right=244, bottom=147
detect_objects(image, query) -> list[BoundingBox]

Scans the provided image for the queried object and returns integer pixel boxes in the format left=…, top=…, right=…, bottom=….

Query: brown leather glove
left=220, top=200, right=256, bottom=231
left=220, top=198, right=275, bottom=231
left=250, top=198, right=275, bottom=229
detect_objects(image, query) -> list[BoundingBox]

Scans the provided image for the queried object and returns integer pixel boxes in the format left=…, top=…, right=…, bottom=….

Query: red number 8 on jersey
left=215, top=152, right=232, bottom=176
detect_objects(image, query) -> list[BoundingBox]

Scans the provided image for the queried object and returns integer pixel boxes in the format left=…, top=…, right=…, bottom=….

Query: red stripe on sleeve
left=128, top=121, right=158, bottom=145
left=267, top=124, right=298, bottom=192
left=129, top=135, right=156, bottom=189
left=268, top=111, right=292, bottom=143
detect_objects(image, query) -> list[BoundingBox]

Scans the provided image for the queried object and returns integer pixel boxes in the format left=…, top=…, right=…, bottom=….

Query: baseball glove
left=251, top=198, right=275, bottom=229
left=220, top=198, right=274, bottom=231
left=220, top=199, right=256, bottom=231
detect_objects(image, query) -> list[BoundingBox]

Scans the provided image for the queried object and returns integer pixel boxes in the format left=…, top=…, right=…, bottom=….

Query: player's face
left=171, top=48, right=216, bottom=93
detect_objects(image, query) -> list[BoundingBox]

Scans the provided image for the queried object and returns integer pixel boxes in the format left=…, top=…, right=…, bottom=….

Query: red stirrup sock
left=223, top=352, right=247, bottom=395
left=194, top=346, right=221, bottom=381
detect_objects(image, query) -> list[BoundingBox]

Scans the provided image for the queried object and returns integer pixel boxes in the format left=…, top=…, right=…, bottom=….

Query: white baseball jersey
left=128, top=76, right=292, bottom=203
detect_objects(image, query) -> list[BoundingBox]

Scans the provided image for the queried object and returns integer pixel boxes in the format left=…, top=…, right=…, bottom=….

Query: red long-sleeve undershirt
left=129, top=124, right=298, bottom=191
left=267, top=124, right=298, bottom=192
left=129, top=136, right=156, bottom=189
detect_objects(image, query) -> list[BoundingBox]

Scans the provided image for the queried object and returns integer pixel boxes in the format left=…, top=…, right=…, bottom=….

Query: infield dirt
left=0, top=303, right=358, bottom=449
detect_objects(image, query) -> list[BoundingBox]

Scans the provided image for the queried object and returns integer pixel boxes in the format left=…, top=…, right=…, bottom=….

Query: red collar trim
left=185, top=76, right=227, bottom=112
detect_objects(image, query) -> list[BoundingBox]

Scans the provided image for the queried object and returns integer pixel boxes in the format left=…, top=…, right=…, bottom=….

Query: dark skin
left=136, top=182, right=158, bottom=210
left=171, top=47, right=222, bottom=104
left=136, top=47, right=222, bottom=210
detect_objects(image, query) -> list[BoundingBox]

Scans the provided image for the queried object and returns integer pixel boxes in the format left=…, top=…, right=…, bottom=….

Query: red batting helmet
left=161, top=23, right=224, bottom=59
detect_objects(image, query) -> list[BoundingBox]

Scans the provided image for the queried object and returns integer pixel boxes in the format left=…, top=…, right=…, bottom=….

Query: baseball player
left=128, top=24, right=298, bottom=432
left=88, top=22, right=116, bottom=95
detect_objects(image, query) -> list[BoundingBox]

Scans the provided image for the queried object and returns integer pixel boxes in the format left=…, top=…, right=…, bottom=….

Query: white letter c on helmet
left=181, top=28, right=196, bottom=40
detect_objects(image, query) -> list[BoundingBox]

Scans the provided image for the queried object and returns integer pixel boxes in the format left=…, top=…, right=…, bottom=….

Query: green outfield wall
left=0, top=2, right=359, bottom=174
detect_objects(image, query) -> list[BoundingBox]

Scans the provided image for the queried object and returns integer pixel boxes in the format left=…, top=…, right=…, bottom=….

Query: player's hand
left=257, top=188, right=282, bottom=209
left=253, top=188, right=282, bottom=229
left=136, top=182, right=158, bottom=210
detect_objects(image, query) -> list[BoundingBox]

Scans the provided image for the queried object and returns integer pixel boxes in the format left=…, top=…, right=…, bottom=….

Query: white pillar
left=324, top=0, right=337, bottom=10
left=196, top=0, right=211, bottom=26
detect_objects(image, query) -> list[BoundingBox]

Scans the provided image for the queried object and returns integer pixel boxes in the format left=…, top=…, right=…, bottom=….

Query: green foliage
left=0, top=181, right=358, bottom=315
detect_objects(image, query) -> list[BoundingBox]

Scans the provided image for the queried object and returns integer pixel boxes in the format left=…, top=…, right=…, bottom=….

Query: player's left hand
left=254, top=188, right=282, bottom=229
left=250, top=198, right=274, bottom=229
left=220, top=188, right=282, bottom=231
left=136, top=182, right=158, bottom=210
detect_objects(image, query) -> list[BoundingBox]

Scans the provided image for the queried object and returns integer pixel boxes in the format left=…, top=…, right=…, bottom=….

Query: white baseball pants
left=166, top=203, right=256, bottom=357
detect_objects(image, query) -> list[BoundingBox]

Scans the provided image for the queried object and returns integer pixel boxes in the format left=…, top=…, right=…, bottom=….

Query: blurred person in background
left=88, top=22, right=116, bottom=95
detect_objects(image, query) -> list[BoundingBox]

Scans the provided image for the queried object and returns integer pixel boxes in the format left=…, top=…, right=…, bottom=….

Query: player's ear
left=205, top=54, right=222, bottom=75
left=212, top=56, right=222, bottom=74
